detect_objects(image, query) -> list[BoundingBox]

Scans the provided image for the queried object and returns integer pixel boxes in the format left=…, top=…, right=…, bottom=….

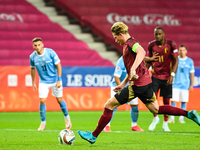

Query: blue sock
left=39, top=103, right=46, bottom=122
left=107, top=107, right=118, bottom=125
left=181, top=102, right=186, bottom=110
left=60, top=100, right=69, bottom=117
left=171, top=102, right=176, bottom=107
left=131, top=106, right=138, bottom=123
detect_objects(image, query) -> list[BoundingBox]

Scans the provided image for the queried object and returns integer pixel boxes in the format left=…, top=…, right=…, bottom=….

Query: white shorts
left=39, top=82, right=63, bottom=98
left=171, top=88, right=189, bottom=102
left=111, top=86, right=138, bottom=105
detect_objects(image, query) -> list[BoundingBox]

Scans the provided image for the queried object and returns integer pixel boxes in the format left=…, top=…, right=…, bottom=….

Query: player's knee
left=148, top=105, right=159, bottom=114
left=104, top=98, right=117, bottom=110
left=151, top=107, right=159, bottom=114
left=40, top=98, right=46, bottom=104
left=56, top=97, right=63, bottom=103
left=104, top=99, right=111, bottom=109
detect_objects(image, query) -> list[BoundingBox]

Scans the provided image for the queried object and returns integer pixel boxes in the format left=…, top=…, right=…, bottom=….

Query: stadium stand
left=52, top=0, right=200, bottom=66
left=0, top=0, right=114, bottom=66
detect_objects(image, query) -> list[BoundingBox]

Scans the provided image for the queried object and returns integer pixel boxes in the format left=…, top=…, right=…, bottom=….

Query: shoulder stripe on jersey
left=132, top=43, right=140, bottom=52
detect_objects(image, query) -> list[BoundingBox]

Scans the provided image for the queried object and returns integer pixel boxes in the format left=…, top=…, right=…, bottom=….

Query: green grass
left=0, top=111, right=200, bottom=150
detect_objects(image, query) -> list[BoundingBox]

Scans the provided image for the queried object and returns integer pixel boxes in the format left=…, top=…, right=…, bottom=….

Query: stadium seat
left=0, top=0, right=113, bottom=66
left=54, top=0, right=200, bottom=66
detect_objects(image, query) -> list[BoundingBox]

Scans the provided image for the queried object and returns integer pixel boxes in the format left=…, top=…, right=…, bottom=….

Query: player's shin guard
left=93, top=108, right=113, bottom=137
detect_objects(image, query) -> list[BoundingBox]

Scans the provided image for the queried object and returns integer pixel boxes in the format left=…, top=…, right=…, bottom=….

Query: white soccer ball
left=58, top=129, right=75, bottom=145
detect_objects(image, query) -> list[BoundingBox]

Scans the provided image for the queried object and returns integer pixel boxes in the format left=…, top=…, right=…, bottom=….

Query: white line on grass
left=0, top=129, right=60, bottom=132
left=0, top=128, right=199, bottom=135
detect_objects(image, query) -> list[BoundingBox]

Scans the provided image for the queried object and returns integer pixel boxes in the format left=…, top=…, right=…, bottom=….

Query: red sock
left=164, top=114, right=169, bottom=121
left=158, top=105, right=187, bottom=117
left=163, top=98, right=170, bottom=121
left=92, top=108, right=113, bottom=137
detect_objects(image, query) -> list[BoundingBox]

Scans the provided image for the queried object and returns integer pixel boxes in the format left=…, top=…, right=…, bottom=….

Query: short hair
left=179, top=45, right=187, bottom=50
left=154, top=26, right=164, bottom=32
left=32, top=37, right=42, bottom=43
left=111, top=22, right=128, bottom=35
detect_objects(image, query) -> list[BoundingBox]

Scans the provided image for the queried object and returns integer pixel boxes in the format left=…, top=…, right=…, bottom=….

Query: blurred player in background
left=146, top=27, right=179, bottom=131
left=169, top=45, right=195, bottom=123
left=103, top=56, right=143, bottom=132
left=77, top=22, right=200, bottom=144
left=30, top=37, right=72, bottom=131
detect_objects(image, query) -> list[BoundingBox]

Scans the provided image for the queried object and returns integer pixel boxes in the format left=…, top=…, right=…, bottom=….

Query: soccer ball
left=58, top=129, right=75, bottom=145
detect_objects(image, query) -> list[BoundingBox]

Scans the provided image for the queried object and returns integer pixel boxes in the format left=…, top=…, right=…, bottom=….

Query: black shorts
left=152, top=76, right=172, bottom=98
left=114, top=83, right=156, bottom=105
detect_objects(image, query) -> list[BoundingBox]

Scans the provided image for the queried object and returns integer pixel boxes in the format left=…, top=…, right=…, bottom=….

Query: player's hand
left=167, top=76, right=173, bottom=85
left=56, top=81, right=61, bottom=88
left=151, top=51, right=159, bottom=62
left=189, top=85, right=193, bottom=92
left=32, top=83, right=37, bottom=91
left=113, top=85, right=123, bottom=92
left=130, top=68, right=139, bottom=80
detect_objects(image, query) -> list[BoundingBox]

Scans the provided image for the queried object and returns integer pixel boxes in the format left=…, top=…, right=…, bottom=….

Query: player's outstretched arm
left=113, top=75, right=128, bottom=92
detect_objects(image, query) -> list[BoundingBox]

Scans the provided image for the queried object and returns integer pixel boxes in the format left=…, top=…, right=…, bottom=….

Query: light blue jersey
left=173, top=56, right=194, bottom=90
left=30, top=48, right=60, bottom=84
left=111, top=56, right=128, bottom=87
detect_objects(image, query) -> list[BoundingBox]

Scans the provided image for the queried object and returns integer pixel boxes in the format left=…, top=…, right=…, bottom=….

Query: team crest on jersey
left=165, top=48, right=168, bottom=53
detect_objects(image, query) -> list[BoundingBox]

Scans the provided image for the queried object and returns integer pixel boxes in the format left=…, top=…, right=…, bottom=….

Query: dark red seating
left=0, top=0, right=114, bottom=66
left=54, top=0, right=200, bottom=66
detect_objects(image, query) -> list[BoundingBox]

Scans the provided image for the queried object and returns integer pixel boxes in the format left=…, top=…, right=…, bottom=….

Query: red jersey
left=123, top=37, right=151, bottom=86
left=147, top=39, right=178, bottom=80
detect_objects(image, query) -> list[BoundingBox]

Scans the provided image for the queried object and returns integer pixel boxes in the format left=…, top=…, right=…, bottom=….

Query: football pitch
left=0, top=111, right=200, bottom=150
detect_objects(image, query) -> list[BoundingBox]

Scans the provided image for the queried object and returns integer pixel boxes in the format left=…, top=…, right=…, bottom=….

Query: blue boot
left=187, top=110, right=200, bottom=126
left=78, top=130, right=97, bottom=144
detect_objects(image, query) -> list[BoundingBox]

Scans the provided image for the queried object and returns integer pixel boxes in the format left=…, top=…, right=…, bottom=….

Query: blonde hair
left=32, top=37, right=42, bottom=43
left=111, top=22, right=128, bottom=35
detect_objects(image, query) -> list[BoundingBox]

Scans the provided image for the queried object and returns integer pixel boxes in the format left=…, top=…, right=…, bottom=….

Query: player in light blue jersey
left=103, top=56, right=143, bottom=132
left=30, top=37, right=72, bottom=131
left=169, top=45, right=195, bottom=123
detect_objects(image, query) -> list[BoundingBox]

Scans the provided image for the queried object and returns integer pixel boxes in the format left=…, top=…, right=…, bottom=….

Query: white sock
left=170, top=116, right=175, bottom=120
left=154, top=115, right=159, bottom=120
left=64, top=115, right=70, bottom=119
left=163, top=121, right=168, bottom=126
left=179, top=116, right=184, bottom=121
left=41, top=121, right=46, bottom=124
left=107, top=122, right=111, bottom=127
left=132, top=122, right=137, bottom=127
